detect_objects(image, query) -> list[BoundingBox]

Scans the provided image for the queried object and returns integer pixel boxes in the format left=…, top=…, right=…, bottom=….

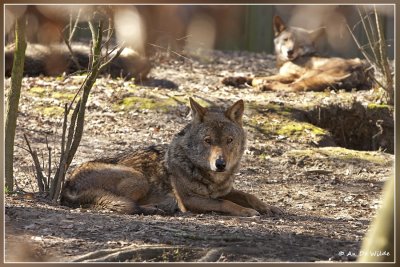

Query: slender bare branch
left=346, top=24, right=374, bottom=66
left=45, top=135, right=51, bottom=191
left=14, top=143, right=30, bottom=153
left=50, top=104, right=69, bottom=199
left=99, top=44, right=125, bottom=71
left=69, top=9, right=82, bottom=43
left=66, top=99, right=81, bottom=153
left=357, top=7, right=380, bottom=67
left=23, top=134, right=45, bottom=192
left=374, top=6, right=394, bottom=104
left=61, top=33, right=83, bottom=70
left=67, top=20, right=104, bottom=168
left=59, top=9, right=84, bottom=71
left=148, top=42, right=193, bottom=62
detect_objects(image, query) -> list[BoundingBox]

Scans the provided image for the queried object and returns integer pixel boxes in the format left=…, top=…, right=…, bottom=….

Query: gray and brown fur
left=223, top=15, right=373, bottom=92
left=61, top=98, right=283, bottom=216
left=5, top=43, right=151, bottom=81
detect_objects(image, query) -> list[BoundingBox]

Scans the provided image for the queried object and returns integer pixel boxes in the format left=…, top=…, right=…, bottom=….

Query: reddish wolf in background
left=223, top=15, right=373, bottom=92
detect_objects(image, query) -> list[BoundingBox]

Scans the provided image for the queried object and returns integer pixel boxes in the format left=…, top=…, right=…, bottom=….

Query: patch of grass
left=51, top=92, right=75, bottom=100
left=248, top=102, right=294, bottom=117
left=113, top=95, right=209, bottom=112
left=277, top=122, right=327, bottom=136
left=248, top=115, right=327, bottom=140
left=29, top=86, right=46, bottom=96
left=286, top=147, right=389, bottom=165
left=258, top=153, right=271, bottom=160
left=320, top=147, right=388, bottom=164
left=113, top=96, right=178, bottom=112
left=5, top=186, right=12, bottom=195
left=29, top=86, right=78, bottom=101
left=367, top=103, right=390, bottom=110
left=35, top=106, right=65, bottom=117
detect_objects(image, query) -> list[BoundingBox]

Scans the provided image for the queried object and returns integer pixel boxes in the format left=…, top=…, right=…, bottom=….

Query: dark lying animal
left=5, top=43, right=151, bottom=81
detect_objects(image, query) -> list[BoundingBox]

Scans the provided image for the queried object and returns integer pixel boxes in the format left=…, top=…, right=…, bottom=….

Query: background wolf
left=223, top=15, right=373, bottom=92
left=5, top=43, right=151, bottom=81
left=61, top=98, right=282, bottom=217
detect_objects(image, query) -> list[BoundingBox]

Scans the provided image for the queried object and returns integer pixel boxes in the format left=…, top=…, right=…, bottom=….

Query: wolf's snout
left=215, top=156, right=226, bottom=172
left=287, top=49, right=294, bottom=57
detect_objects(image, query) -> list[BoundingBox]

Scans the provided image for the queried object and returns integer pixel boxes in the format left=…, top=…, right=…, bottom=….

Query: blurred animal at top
left=5, top=43, right=151, bottom=81
left=223, top=15, right=373, bottom=92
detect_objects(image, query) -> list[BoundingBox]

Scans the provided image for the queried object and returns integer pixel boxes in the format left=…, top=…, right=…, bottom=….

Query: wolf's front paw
left=258, top=204, right=284, bottom=216
left=236, top=207, right=260, bottom=217
left=257, top=81, right=274, bottom=91
left=139, top=205, right=166, bottom=215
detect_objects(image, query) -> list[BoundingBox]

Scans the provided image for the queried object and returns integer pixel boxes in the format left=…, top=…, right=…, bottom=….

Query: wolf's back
left=60, top=144, right=170, bottom=214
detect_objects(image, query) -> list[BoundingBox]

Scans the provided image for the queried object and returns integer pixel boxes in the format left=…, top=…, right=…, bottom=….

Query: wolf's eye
left=227, top=137, right=233, bottom=144
left=204, top=136, right=211, bottom=144
left=283, top=38, right=289, bottom=42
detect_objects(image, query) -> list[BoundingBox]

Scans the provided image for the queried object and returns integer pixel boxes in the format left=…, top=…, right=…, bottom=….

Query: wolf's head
left=180, top=98, right=246, bottom=175
left=273, top=15, right=325, bottom=63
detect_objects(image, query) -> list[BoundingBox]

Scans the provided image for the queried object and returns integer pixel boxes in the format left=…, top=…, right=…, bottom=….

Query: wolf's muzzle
left=215, top=156, right=226, bottom=172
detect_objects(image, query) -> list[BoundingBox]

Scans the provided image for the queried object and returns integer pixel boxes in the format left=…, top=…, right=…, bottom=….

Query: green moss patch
left=247, top=108, right=332, bottom=146
left=113, top=95, right=209, bottom=112
left=29, top=86, right=46, bottom=96
left=367, top=103, right=391, bottom=110
left=276, top=121, right=327, bottom=136
left=51, top=92, right=76, bottom=100
left=247, top=100, right=393, bottom=153
left=247, top=102, right=295, bottom=117
left=285, top=147, right=391, bottom=165
left=113, top=96, right=178, bottom=112
left=35, top=106, right=64, bottom=117
left=29, top=86, right=76, bottom=101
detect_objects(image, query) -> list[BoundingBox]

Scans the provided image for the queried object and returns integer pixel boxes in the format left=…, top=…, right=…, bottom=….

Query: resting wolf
left=5, top=42, right=151, bottom=81
left=61, top=98, right=283, bottom=217
left=223, top=15, right=373, bottom=92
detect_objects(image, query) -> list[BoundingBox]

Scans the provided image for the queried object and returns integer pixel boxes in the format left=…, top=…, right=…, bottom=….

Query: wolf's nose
left=287, top=49, right=294, bottom=56
left=215, top=157, right=226, bottom=172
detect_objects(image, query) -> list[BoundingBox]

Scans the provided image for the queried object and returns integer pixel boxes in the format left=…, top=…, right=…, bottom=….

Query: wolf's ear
left=225, top=99, right=244, bottom=126
left=310, top=27, right=325, bottom=43
left=273, top=15, right=286, bottom=36
left=189, top=97, right=207, bottom=122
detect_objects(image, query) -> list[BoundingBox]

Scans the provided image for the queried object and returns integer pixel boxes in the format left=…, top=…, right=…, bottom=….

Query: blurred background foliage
left=5, top=5, right=394, bottom=59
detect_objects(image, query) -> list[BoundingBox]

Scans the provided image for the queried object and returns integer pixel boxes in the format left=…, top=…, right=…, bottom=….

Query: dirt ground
left=4, top=50, right=394, bottom=262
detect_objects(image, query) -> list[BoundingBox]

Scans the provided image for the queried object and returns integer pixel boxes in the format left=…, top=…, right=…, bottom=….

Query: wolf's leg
left=115, top=171, right=167, bottom=215
left=116, top=171, right=149, bottom=201
left=256, top=80, right=295, bottom=91
left=180, top=195, right=260, bottom=216
left=63, top=162, right=164, bottom=215
left=289, top=73, right=342, bottom=91
left=87, top=189, right=162, bottom=215
left=252, top=74, right=296, bottom=86
left=221, top=189, right=283, bottom=216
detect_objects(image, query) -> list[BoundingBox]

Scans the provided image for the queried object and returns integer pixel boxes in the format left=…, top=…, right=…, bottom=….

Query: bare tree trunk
left=5, top=15, right=26, bottom=191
